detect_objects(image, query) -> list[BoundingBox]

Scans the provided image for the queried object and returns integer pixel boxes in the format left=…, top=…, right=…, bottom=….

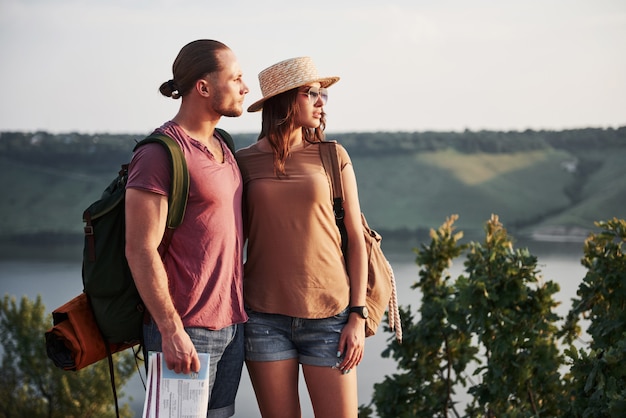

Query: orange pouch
left=45, top=293, right=133, bottom=371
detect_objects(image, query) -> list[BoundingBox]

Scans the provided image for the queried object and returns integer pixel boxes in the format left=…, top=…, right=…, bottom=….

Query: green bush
left=361, top=216, right=626, bottom=418
left=563, top=218, right=626, bottom=417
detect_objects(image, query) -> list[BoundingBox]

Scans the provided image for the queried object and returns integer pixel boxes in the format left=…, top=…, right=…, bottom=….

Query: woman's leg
left=246, top=358, right=301, bottom=418
left=303, top=364, right=358, bottom=418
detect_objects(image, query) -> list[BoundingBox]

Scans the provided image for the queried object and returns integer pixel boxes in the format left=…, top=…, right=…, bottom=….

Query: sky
left=1, top=0, right=625, bottom=135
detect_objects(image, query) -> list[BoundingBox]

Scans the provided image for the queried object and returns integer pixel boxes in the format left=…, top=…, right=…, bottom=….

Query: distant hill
left=1, top=127, right=625, bottom=258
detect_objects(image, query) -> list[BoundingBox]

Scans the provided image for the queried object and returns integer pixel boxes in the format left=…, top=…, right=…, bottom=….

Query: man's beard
left=220, top=107, right=243, bottom=118
left=213, top=93, right=243, bottom=118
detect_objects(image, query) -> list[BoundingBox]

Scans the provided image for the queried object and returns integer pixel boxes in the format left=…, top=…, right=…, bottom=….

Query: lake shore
left=1, top=237, right=589, bottom=417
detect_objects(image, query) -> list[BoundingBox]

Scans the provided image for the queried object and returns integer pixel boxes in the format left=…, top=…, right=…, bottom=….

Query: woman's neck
left=287, top=128, right=304, bottom=148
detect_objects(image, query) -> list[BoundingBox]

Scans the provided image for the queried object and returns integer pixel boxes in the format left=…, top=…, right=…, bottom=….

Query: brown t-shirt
left=236, top=141, right=351, bottom=318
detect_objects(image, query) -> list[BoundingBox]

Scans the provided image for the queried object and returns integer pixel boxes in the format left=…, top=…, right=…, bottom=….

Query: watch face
left=351, top=306, right=369, bottom=319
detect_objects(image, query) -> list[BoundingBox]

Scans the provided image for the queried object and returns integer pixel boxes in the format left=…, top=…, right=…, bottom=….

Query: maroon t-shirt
left=127, top=121, right=247, bottom=329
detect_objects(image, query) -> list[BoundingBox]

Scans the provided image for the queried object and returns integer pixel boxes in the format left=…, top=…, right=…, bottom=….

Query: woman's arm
left=336, top=161, right=368, bottom=372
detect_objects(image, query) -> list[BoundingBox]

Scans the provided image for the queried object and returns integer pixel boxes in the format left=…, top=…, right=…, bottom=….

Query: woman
left=236, top=57, right=367, bottom=418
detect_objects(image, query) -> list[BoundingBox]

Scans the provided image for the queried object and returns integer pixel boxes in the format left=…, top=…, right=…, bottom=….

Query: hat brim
left=247, top=76, right=340, bottom=113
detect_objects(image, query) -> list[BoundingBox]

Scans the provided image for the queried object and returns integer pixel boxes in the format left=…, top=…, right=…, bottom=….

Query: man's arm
left=125, top=188, right=200, bottom=374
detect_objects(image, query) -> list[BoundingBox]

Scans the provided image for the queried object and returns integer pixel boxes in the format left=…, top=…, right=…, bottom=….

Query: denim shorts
left=143, top=321, right=244, bottom=418
left=244, top=307, right=349, bottom=367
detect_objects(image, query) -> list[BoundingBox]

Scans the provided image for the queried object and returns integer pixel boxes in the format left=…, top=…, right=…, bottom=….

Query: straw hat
left=247, top=56, right=340, bottom=112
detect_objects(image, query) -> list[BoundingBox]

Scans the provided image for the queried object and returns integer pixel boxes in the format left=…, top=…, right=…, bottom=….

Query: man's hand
left=162, top=329, right=201, bottom=374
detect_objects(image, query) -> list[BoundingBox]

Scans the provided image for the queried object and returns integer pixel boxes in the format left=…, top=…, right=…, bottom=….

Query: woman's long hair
left=259, top=88, right=327, bottom=175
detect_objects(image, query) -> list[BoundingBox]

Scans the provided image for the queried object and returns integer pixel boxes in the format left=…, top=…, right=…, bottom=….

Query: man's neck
left=172, top=110, right=220, bottom=145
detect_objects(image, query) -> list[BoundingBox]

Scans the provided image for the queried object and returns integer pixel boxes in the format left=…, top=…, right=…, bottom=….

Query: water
left=0, top=240, right=587, bottom=417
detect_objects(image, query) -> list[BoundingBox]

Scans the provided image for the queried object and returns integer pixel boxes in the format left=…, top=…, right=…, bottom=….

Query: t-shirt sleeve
left=126, top=142, right=171, bottom=196
left=336, top=143, right=353, bottom=173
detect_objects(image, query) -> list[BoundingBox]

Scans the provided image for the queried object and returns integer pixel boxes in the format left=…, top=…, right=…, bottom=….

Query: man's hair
left=159, top=39, right=229, bottom=99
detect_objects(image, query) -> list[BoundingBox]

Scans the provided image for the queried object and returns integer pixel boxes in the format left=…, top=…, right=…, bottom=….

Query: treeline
left=0, top=131, right=138, bottom=172
left=1, top=126, right=625, bottom=168
left=334, top=127, right=626, bottom=156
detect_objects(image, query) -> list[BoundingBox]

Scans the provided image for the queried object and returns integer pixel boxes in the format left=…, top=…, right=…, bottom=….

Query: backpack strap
left=134, top=134, right=190, bottom=229
left=135, top=128, right=233, bottom=226
left=319, top=141, right=348, bottom=255
left=215, top=127, right=236, bottom=155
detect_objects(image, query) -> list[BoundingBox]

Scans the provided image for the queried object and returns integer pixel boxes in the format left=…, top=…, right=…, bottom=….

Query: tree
left=562, top=218, right=626, bottom=416
left=363, top=215, right=476, bottom=417
left=0, top=294, right=137, bottom=418
left=459, top=215, right=568, bottom=417
left=361, top=215, right=569, bottom=417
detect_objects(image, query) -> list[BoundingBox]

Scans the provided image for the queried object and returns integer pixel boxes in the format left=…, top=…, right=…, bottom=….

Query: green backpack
left=82, top=129, right=234, bottom=345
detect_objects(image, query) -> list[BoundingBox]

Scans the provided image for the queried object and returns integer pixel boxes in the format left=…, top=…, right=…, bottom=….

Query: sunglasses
left=300, top=87, right=328, bottom=105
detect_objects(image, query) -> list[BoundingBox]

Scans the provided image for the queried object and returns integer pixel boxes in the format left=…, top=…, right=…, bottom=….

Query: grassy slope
left=354, top=148, right=577, bottom=234
left=535, top=148, right=626, bottom=230
left=2, top=156, right=112, bottom=235
left=1, top=146, right=624, bottom=243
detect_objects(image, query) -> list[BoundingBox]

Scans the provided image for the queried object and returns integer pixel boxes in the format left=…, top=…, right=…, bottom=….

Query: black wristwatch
left=349, top=306, right=369, bottom=319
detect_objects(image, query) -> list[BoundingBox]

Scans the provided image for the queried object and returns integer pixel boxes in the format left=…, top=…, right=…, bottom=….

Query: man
left=125, top=39, right=249, bottom=418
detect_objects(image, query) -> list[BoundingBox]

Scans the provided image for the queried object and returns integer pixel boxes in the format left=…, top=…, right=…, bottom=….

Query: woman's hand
left=336, top=314, right=366, bottom=373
